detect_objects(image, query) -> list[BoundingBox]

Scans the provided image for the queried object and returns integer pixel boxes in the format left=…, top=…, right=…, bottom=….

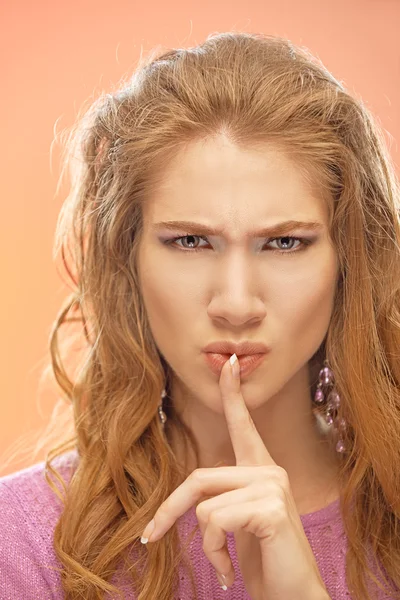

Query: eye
left=163, top=234, right=313, bottom=255
left=269, top=237, right=301, bottom=251
left=168, top=235, right=208, bottom=250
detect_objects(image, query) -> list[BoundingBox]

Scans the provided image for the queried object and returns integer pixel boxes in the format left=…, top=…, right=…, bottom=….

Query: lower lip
left=203, top=352, right=268, bottom=377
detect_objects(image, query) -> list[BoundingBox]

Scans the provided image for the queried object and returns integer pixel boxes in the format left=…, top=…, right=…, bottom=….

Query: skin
left=137, top=133, right=342, bottom=516
left=140, top=358, right=331, bottom=597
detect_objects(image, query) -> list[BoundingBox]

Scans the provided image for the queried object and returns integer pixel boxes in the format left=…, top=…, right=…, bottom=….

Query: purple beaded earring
left=158, top=389, right=167, bottom=428
left=313, top=359, right=347, bottom=453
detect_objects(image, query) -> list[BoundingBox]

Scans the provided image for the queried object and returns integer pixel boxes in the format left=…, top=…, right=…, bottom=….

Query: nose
left=207, top=254, right=266, bottom=326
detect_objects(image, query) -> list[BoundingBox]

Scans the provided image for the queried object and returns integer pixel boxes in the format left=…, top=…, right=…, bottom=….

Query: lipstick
left=203, top=352, right=267, bottom=377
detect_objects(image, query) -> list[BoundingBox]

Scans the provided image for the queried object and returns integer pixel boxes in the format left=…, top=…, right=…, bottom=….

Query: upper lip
left=202, top=341, right=270, bottom=356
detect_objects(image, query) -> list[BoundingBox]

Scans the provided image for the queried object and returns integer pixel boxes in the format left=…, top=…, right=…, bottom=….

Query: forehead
left=144, top=136, right=328, bottom=225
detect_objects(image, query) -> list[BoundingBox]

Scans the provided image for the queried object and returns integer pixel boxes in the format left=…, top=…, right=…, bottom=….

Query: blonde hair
left=13, top=32, right=400, bottom=598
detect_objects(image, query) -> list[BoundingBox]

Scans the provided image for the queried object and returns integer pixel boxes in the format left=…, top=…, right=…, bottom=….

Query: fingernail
left=140, top=519, right=155, bottom=544
left=216, top=572, right=228, bottom=590
left=229, top=353, right=240, bottom=378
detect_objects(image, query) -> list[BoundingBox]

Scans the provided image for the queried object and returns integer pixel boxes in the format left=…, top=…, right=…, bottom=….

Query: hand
left=140, top=354, right=329, bottom=600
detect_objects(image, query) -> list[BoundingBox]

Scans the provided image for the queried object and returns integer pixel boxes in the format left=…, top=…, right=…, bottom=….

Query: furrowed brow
left=152, top=220, right=324, bottom=238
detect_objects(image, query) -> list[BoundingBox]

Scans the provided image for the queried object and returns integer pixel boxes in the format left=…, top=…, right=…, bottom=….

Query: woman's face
left=137, top=134, right=340, bottom=417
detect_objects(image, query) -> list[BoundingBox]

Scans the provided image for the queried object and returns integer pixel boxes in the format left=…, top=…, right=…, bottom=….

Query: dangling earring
left=158, top=389, right=167, bottom=428
left=313, top=359, right=347, bottom=453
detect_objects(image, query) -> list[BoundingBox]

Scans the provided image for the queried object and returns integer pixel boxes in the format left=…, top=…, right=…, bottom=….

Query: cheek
left=273, top=264, right=337, bottom=343
left=140, top=275, right=174, bottom=339
left=138, top=254, right=199, bottom=345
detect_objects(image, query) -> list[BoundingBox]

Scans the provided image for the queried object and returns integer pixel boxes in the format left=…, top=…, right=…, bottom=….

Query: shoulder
left=0, top=448, right=78, bottom=498
left=0, top=449, right=79, bottom=599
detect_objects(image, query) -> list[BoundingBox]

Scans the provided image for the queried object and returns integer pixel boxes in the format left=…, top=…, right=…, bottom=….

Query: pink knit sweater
left=0, top=450, right=396, bottom=599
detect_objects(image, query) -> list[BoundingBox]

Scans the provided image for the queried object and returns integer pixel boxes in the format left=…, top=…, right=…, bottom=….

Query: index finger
left=219, top=353, right=276, bottom=467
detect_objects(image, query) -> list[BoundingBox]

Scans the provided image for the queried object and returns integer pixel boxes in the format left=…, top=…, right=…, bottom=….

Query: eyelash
left=163, top=235, right=313, bottom=256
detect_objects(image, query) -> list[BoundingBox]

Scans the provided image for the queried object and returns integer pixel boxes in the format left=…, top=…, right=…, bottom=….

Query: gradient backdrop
left=1, top=0, right=399, bottom=475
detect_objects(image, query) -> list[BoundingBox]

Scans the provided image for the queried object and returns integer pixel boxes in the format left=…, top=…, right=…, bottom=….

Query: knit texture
left=0, top=450, right=396, bottom=599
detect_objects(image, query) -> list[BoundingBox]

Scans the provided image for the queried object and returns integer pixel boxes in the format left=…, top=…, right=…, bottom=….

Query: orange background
left=1, top=0, right=399, bottom=476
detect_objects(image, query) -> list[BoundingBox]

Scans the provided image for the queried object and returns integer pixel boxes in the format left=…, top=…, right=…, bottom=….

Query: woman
left=1, top=31, right=400, bottom=600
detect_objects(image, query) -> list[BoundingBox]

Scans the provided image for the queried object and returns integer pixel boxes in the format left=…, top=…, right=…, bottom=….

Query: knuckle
left=189, top=469, right=208, bottom=494
left=271, top=465, right=290, bottom=488
left=195, top=501, right=208, bottom=521
left=190, top=468, right=205, bottom=483
left=207, top=510, right=221, bottom=527
left=194, top=468, right=219, bottom=491
left=268, top=498, right=288, bottom=525
left=259, top=465, right=290, bottom=488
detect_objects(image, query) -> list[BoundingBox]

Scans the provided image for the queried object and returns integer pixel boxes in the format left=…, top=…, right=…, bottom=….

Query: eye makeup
left=159, top=234, right=315, bottom=256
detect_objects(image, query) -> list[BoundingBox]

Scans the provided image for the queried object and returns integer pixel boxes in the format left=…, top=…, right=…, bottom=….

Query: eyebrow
left=152, top=219, right=324, bottom=238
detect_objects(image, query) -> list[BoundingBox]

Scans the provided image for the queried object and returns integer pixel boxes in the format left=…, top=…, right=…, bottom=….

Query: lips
left=202, top=340, right=270, bottom=356
left=203, top=352, right=267, bottom=377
